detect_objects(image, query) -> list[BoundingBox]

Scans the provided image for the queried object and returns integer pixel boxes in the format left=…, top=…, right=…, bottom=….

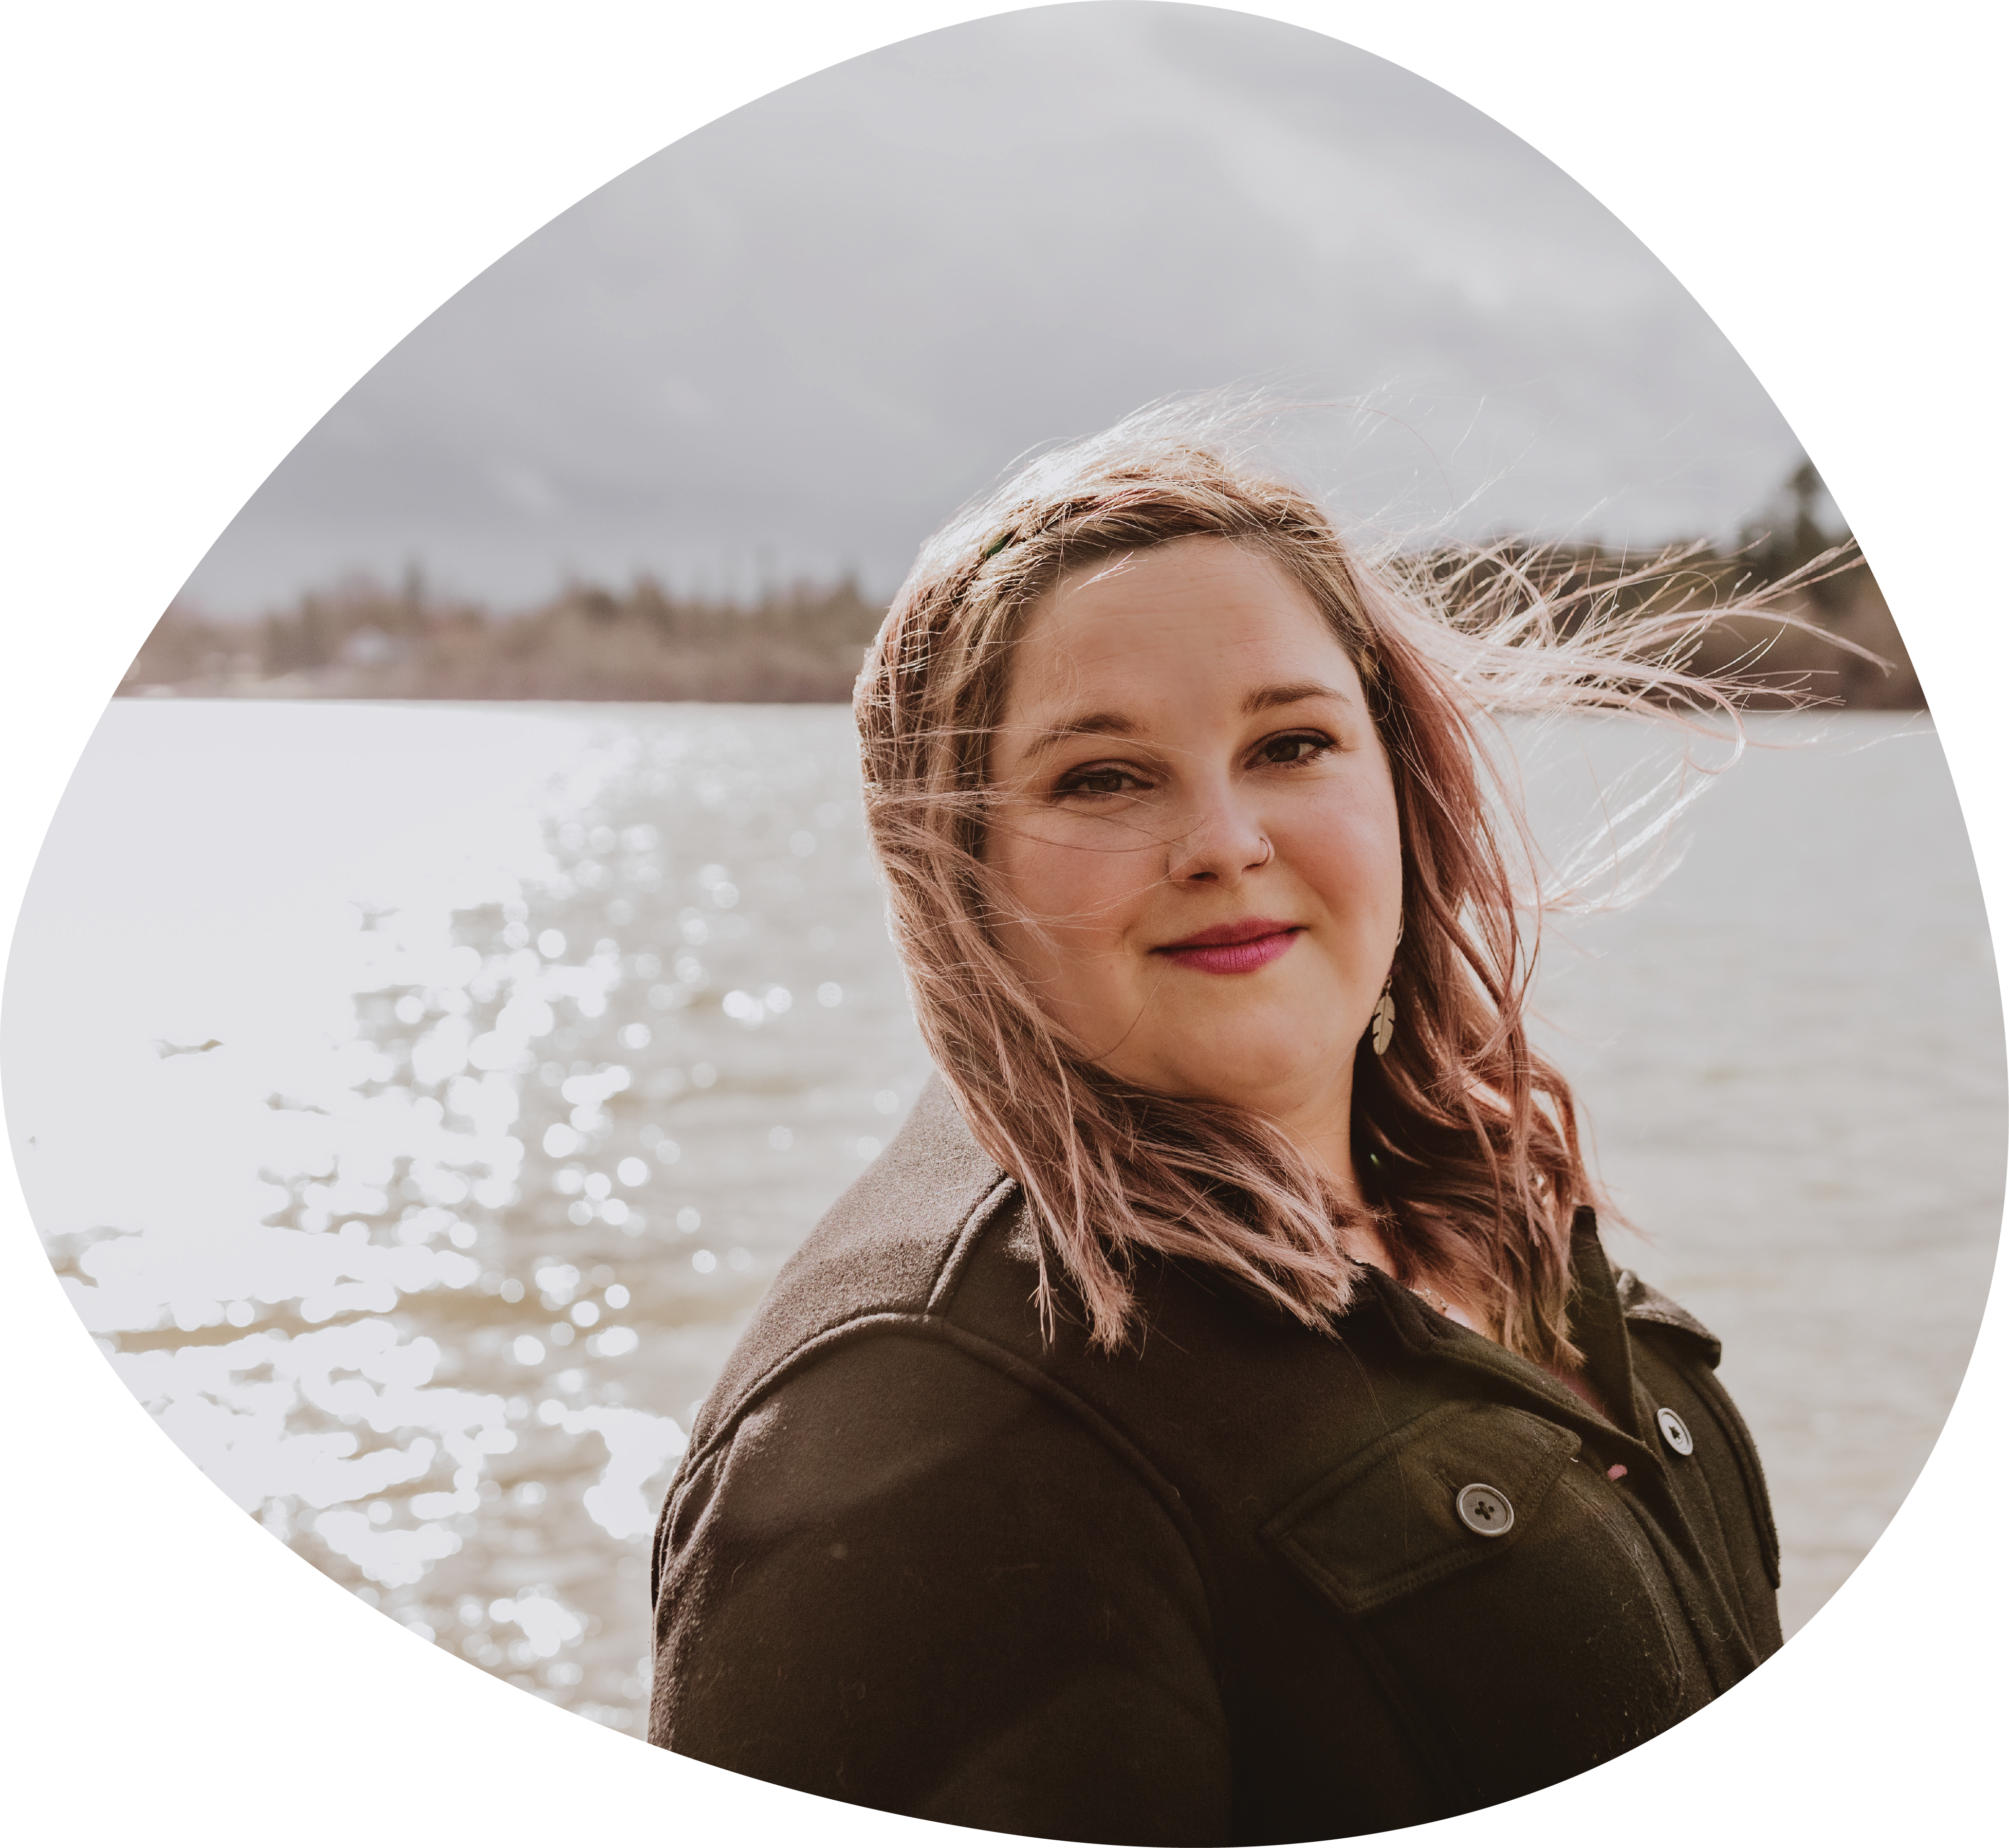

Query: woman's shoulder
left=679, top=1074, right=1018, bottom=1455
left=655, top=1076, right=1224, bottom=1606
left=649, top=1305, right=1233, bottom=1834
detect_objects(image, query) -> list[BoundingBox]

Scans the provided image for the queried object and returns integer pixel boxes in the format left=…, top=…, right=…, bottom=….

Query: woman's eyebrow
left=1016, top=711, right=1139, bottom=763
left=1242, top=680, right=1352, bottom=715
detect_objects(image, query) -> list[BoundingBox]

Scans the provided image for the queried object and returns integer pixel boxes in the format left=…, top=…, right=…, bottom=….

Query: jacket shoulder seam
left=925, top=1174, right=1020, bottom=1314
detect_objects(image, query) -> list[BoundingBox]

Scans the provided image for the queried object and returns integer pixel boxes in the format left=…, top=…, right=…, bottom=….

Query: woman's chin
left=1118, top=1039, right=1357, bottom=1117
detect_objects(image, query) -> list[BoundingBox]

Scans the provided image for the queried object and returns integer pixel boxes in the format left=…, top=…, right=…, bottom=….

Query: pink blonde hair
left=855, top=401, right=1836, bottom=1364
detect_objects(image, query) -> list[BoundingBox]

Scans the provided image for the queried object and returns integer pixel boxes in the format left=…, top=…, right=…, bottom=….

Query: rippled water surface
left=5, top=702, right=2000, bottom=1730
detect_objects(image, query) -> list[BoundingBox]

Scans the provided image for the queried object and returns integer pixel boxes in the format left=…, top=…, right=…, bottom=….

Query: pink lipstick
left=1153, top=917, right=1303, bottom=976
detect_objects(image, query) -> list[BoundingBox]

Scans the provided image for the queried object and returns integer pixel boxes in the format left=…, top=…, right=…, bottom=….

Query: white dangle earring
left=1370, top=914, right=1403, bottom=1057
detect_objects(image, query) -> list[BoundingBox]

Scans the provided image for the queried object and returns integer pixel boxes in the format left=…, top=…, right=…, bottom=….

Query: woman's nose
left=1166, top=786, right=1271, bottom=884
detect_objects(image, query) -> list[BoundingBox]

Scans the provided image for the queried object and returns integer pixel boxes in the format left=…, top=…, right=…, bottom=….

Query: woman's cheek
left=1291, top=788, right=1402, bottom=909
left=1027, top=830, right=1140, bottom=933
left=992, top=835, right=1131, bottom=1005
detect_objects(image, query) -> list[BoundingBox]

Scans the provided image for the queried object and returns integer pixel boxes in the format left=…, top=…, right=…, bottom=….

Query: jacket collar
left=1355, top=1214, right=1667, bottom=1464
left=1609, top=1265, right=1723, bottom=1368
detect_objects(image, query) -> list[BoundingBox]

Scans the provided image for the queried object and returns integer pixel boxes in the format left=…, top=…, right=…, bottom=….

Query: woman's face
left=986, top=536, right=1405, bottom=1159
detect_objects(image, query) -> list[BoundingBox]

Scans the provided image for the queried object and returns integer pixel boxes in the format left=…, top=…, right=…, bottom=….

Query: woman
left=648, top=406, right=1790, bottom=1844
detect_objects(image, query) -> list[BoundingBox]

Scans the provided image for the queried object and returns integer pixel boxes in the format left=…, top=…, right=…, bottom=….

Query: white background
left=2, top=3, right=2001, bottom=1841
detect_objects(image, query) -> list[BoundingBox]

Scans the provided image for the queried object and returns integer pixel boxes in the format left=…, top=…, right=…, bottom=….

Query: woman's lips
left=1153, top=918, right=1304, bottom=975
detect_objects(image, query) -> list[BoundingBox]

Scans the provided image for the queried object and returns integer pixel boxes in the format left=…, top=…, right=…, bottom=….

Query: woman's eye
left=1057, top=765, right=1145, bottom=798
left=1258, top=732, right=1332, bottom=766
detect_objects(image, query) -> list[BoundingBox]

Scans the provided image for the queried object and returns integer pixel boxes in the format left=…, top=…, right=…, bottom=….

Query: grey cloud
left=181, top=3, right=1804, bottom=615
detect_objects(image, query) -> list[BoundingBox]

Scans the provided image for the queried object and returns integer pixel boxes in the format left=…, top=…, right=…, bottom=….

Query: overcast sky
left=180, top=3, right=1814, bottom=617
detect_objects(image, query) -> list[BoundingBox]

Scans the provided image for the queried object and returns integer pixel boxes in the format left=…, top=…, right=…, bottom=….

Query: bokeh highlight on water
left=5, top=701, right=2001, bottom=1735
left=10, top=703, right=937, bottom=1734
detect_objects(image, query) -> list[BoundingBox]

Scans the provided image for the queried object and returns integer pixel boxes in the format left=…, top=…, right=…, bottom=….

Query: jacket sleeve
left=650, top=1327, right=1234, bottom=1846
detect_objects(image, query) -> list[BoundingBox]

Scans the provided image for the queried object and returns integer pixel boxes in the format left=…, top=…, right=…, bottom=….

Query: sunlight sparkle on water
left=19, top=704, right=931, bottom=1734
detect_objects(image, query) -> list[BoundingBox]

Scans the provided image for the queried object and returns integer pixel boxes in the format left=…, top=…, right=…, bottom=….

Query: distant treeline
left=121, top=575, right=889, bottom=703
left=1412, top=473, right=1919, bottom=710
left=119, top=469, right=1922, bottom=709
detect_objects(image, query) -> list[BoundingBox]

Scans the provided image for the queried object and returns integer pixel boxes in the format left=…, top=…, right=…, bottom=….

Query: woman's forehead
left=1001, top=537, right=1359, bottom=724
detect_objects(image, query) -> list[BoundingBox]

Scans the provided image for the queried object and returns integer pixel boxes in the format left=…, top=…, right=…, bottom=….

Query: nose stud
left=1171, top=824, right=1273, bottom=883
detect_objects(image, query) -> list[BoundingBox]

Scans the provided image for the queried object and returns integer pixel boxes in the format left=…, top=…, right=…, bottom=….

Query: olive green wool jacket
left=649, top=1079, right=1782, bottom=1844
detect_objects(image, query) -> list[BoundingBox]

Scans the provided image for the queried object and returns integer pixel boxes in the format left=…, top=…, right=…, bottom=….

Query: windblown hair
left=855, top=400, right=1842, bottom=1366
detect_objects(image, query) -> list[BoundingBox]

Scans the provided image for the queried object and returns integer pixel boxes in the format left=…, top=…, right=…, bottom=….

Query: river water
left=4, top=701, right=2000, bottom=1735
